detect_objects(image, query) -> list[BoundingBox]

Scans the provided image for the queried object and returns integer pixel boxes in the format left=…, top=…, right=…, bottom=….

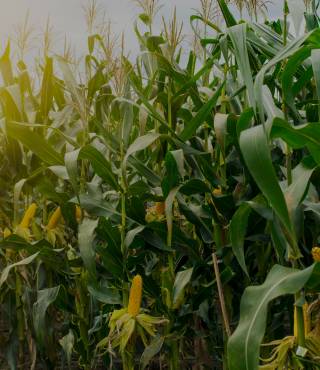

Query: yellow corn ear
left=294, top=303, right=310, bottom=338
left=128, top=275, right=143, bottom=317
left=213, top=186, right=222, bottom=196
left=312, top=247, right=320, bottom=262
left=20, top=203, right=37, bottom=228
left=3, top=227, right=11, bottom=239
left=75, top=205, right=82, bottom=222
left=47, top=207, right=62, bottom=230
left=155, top=202, right=165, bottom=215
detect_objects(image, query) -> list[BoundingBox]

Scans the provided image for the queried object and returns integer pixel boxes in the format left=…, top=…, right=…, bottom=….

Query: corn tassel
left=128, top=275, right=143, bottom=317
left=47, top=207, right=62, bottom=230
left=20, top=203, right=37, bottom=228
left=294, top=303, right=310, bottom=338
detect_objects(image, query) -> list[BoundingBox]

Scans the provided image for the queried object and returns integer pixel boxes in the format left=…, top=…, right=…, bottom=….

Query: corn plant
left=0, top=0, right=320, bottom=369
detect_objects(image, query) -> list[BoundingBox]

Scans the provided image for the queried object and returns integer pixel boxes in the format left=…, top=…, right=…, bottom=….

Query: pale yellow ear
left=20, top=203, right=37, bottom=228
left=46, top=206, right=62, bottom=230
left=312, top=247, right=320, bottom=262
left=155, top=201, right=165, bottom=215
left=15, top=225, right=32, bottom=241
left=3, top=227, right=12, bottom=239
left=75, top=205, right=82, bottom=222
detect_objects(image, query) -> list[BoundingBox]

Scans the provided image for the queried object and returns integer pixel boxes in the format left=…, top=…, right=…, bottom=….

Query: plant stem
left=212, top=253, right=231, bottom=337
left=282, top=1, right=293, bottom=186
left=283, top=1, right=288, bottom=47
left=166, top=207, right=180, bottom=369
left=295, top=293, right=306, bottom=348
left=16, top=270, right=24, bottom=366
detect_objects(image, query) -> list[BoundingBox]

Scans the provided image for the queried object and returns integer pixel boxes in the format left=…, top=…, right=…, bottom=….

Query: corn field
left=1, top=0, right=320, bottom=369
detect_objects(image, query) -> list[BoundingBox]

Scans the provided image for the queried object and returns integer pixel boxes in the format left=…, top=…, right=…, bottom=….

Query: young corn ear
left=20, top=203, right=37, bottom=228
left=46, top=207, right=62, bottom=230
left=75, top=205, right=82, bottom=222
left=128, top=275, right=143, bottom=317
left=155, top=202, right=165, bottom=215
left=3, top=227, right=13, bottom=258
left=312, top=247, right=320, bottom=262
left=294, top=303, right=310, bottom=337
left=3, top=227, right=11, bottom=239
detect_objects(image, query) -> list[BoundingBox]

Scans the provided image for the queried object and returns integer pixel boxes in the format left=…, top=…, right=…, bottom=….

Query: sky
left=0, top=0, right=282, bottom=60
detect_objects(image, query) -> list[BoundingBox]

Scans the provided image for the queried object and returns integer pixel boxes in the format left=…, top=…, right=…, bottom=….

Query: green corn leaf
left=228, top=263, right=317, bottom=370
left=56, top=56, right=86, bottom=123
left=311, top=48, right=320, bottom=118
left=214, top=113, right=228, bottom=153
left=179, top=179, right=211, bottom=195
left=237, top=108, right=254, bottom=138
left=0, top=85, right=22, bottom=121
left=6, top=121, right=64, bottom=165
left=180, top=83, right=224, bottom=141
left=254, top=30, right=318, bottom=123
left=0, top=42, right=14, bottom=86
left=39, top=57, right=53, bottom=121
left=172, top=267, right=193, bottom=308
left=239, top=125, right=299, bottom=257
left=128, top=156, right=161, bottom=186
left=284, top=161, right=316, bottom=222
left=123, top=133, right=162, bottom=169
left=79, top=145, right=119, bottom=190
left=271, top=117, right=320, bottom=165
left=228, top=24, right=255, bottom=109
left=216, top=0, right=237, bottom=27
left=0, top=236, right=67, bottom=271
left=65, top=149, right=80, bottom=194
left=282, top=46, right=312, bottom=121
left=240, top=125, right=292, bottom=234
left=230, top=203, right=251, bottom=277
left=165, top=186, right=181, bottom=249
left=88, top=285, right=121, bottom=304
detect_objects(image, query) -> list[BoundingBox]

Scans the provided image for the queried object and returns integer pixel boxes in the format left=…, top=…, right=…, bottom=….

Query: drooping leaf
left=124, top=133, right=162, bottom=168
left=88, top=285, right=121, bottom=304
left=140, top=335, right=165, bottom=370
left=78, top=218, right=98, bottom=280
left=33, top=286, right=60, bottom=347
left=59, top=330, right=75, bottom=367
left=172, top=267, right=193, bottom=308
left=0, top=252, right=39, bottom=288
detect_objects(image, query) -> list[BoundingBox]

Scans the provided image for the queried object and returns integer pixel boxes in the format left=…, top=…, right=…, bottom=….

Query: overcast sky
left=0, top=0, right=282, bottom=60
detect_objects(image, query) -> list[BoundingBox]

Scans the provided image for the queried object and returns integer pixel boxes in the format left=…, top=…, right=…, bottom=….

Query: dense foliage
left=0, top=0, right=320, bottom=369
